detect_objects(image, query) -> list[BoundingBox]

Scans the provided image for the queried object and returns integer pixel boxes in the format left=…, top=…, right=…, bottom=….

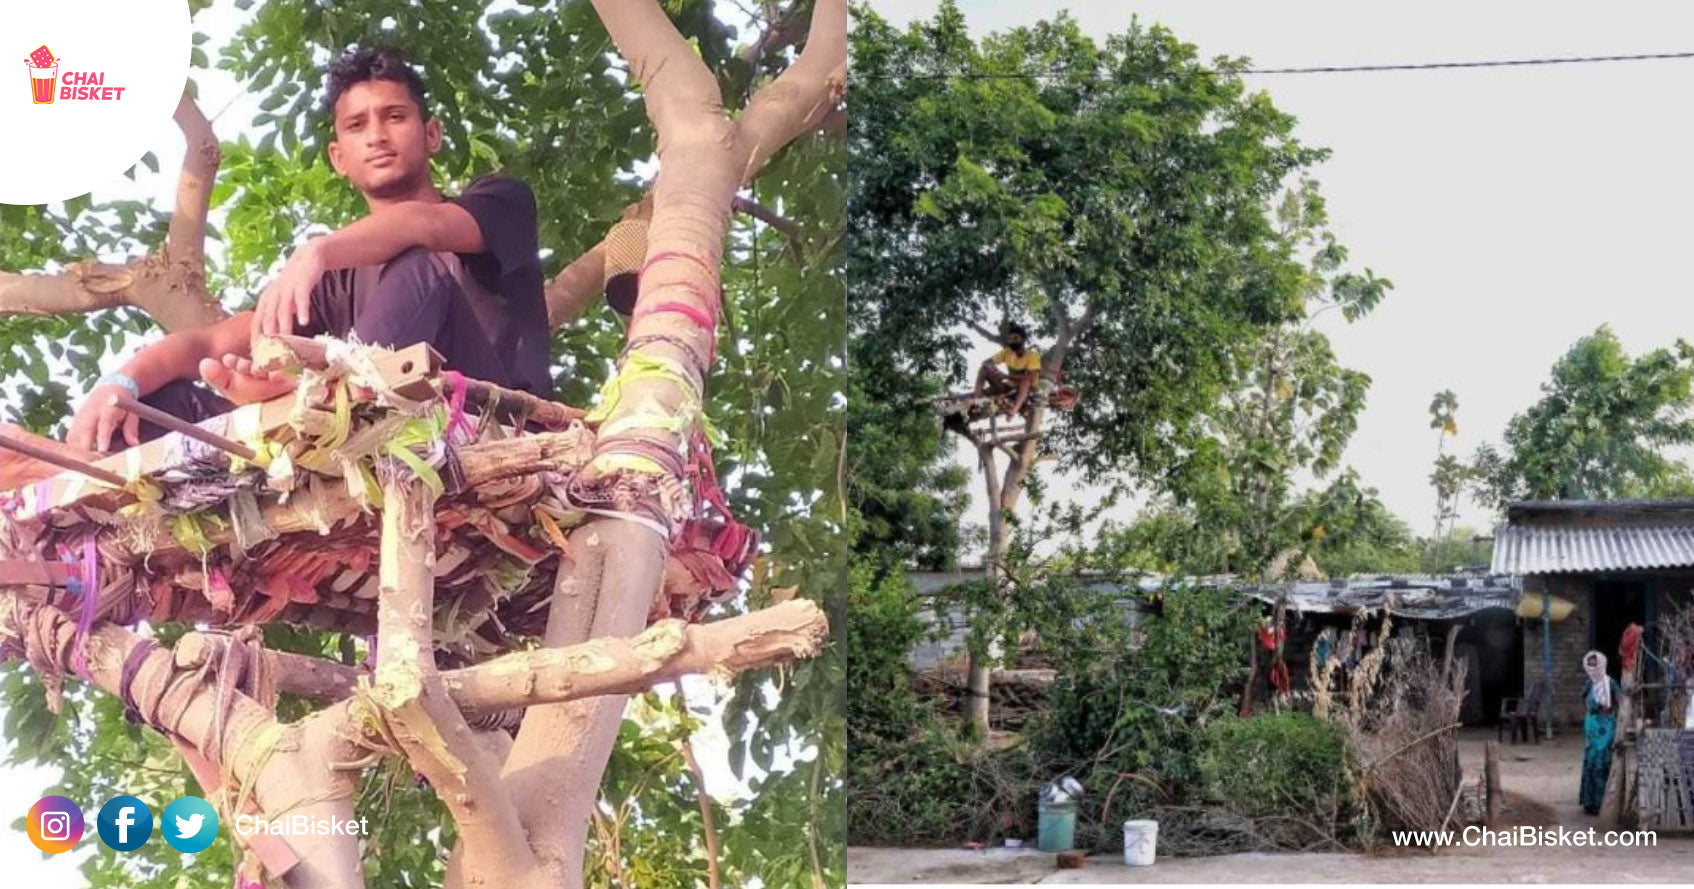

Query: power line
left=1247, top=50, right=1694, bottom=74
left=862, top=50, right=1694, bottom=81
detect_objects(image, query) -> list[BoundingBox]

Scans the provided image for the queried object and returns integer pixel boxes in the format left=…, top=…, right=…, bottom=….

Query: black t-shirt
left=446, top=174, right=548, bottom=393
left=300, top=173, right=550, bottom=396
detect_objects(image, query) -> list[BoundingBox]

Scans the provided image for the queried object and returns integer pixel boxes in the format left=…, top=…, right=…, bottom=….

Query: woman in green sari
left=1580, top=650, right=1621, bottom=815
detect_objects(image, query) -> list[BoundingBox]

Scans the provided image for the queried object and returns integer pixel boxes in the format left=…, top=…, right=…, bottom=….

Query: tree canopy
left=1473, top=325, right=1694, bottom=508
left=850, top=2, right=1350, bottom=484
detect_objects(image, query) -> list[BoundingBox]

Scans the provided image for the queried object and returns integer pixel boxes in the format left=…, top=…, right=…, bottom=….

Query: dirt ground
left=848, top=727, right=1694, bottom=884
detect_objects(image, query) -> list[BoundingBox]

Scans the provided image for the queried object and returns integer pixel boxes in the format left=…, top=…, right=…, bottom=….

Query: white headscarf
left=1584, top=650, right=1611, bottom=710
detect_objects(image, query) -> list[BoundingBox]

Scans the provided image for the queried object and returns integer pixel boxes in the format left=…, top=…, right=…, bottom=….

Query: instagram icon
left=27, top=795, right=84, bottom=853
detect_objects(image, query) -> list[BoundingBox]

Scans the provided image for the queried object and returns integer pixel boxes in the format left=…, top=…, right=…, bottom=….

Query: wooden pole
left=0, top=433, right=128, bottom=487
left=1240, top=629, right=1260, bottom=717
left=1441, top=621, right=1461, bottom=688
left=109, top=393, right=257, bottom=461
left=1484, top=740, right=1501, bottom=826
left=252, top=334, right=582, bottom=430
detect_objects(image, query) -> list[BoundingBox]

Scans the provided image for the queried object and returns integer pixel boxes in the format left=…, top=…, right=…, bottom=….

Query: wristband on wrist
left=96, top=373, right=141, bottom=399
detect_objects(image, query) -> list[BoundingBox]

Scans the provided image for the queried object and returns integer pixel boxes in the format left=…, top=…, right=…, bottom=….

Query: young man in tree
left=0, top=46, right=549, bottom=485
left=972, top=323, right=1042, bottom=418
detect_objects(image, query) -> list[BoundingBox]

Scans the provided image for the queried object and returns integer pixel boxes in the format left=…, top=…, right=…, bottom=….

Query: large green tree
left=1158, top=180, right=1388, bottom=578
left=850, top=2, right=1381, bottom=733
left=1473, top=326, right=1694, bottom=508
left=0, top=1, right=844, bottom=887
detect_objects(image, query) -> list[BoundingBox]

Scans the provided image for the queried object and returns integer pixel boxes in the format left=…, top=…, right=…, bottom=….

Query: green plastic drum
left=1036, top=800, right=1076, bottom=852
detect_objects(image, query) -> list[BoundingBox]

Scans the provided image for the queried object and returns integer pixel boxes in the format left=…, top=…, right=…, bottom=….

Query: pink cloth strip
left=441, top=370, right=476, bottom=443
left=640, top=250, right=718, bottom=283
left=70, top=532, right=98, bottom=678
left=636, top=300, right=718, bottom=333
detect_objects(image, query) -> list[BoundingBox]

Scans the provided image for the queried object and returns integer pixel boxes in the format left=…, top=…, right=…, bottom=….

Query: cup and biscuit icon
left=26, top=44, right=57, bottom=104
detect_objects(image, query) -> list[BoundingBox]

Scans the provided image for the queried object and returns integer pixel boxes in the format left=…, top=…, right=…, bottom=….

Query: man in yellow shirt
left=973, top=323, right=1042, bottom=418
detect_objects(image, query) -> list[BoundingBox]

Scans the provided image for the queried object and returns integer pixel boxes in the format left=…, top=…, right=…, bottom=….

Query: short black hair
left=322, top=46, right=430, bottom=122
left=1005, top=323, right=1029, bottom=340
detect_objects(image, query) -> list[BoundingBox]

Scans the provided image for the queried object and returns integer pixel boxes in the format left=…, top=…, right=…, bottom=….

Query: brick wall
left=1519, top=576, right=1593, bottom=726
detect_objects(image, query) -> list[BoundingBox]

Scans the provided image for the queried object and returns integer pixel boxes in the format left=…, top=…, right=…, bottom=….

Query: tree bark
left=0, top=90, right=225, bottom=333
left=959, top=299, right=1089, bottom=742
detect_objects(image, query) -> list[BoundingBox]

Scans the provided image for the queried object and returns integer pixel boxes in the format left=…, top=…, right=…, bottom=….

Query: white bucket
left=1122, top=820, right=1158, bottom=867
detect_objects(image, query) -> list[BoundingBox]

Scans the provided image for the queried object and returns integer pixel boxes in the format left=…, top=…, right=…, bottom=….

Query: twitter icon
left=161, top=796, right=219, bottom=854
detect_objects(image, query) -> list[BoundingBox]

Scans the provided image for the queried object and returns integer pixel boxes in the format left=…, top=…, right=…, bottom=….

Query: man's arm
left=310, top=201, right=485, bottom=269
left=252, top=202, right=485, bottom=337
left=67, top=312, right=255, bottom=452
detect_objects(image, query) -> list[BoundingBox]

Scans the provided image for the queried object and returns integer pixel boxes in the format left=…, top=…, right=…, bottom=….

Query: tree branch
left=592, top=0, right=726, bottom=134
left=733, top=194, right=805, bottom=256
left=741, top=1, right=806, bottom=74
left=545, top=240, right=607, bottom=328
left=0, top=87, right=225, bottom=334
left=968, top=320, right=1004, bottom=345
left=367, top=473, right=540, bottom=881
left=172, top=599, right=829, bottom=714
left=681, top=731, right=723, bottom=889
left=443, top=600, right=828, bottom=713
left=165, top=89, right=220, bottom=270
left=736, top=0, right=846, bottom=182
left=0, top=598, right=365, bottom=888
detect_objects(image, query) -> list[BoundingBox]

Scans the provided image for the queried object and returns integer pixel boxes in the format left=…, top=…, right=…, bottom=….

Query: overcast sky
left=874, top=0, right=1694, bottom=542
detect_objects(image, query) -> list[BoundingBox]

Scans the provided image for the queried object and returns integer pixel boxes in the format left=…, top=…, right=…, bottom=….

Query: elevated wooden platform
left=0, top=336, right=749, bottom=662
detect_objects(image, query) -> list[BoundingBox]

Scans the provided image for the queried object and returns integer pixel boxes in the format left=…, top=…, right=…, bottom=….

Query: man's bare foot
left=0, top=422, right=99, bottom=490
left=200, top=354, right=294, bottom=404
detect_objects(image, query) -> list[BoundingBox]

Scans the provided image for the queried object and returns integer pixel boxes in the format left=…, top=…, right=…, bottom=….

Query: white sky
left=875, top=0, right=1694, bottom=544
left=2, top=1, right=783, bottom=884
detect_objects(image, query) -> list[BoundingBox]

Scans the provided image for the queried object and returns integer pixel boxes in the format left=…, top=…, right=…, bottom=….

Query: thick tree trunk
left=959, top=302, right=1081, bottom=742
left=446, top=1, right=845, bottom=886
left=964, top=465, right=1003, bottom=738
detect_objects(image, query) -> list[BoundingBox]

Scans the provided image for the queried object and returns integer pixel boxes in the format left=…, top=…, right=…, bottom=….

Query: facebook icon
left=96, top=795, right=154, bottom=851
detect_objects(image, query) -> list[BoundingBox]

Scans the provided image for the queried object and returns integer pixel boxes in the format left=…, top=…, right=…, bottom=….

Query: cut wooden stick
left=444, top=376, right=585, bottom=430
left=0, top=433, right=128, bottom=487
left=109, top=393, right=258, bottom=461
left=253, top=334, right=582, bottom=429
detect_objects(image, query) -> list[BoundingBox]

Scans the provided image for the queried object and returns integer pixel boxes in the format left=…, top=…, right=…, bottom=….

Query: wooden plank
left=11, top=340, right=444, bottom=521
left=12, top=396, right=299, bottom=521
left=251, top=335, right=441, bottom=402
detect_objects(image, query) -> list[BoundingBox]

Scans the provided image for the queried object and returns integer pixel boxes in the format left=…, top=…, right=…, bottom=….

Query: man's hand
left=200, top=354, right=293, bottom=405
left=252, top=239, right=325, bottom=338
left=66, top=384, right=141, bottom=454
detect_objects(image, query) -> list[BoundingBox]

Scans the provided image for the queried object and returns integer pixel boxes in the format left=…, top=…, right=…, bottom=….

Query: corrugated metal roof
left=1245, top=577, right=1519, bottom=619
left=1491, top=524, right=1694, bottom=574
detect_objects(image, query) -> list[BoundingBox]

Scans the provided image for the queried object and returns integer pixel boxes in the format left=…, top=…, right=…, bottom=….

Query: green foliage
left=1304, top=489, right=1421, bottom=578
left=1427, top=389, right=1470, bottom=539
left=1032, top=582, right=1254, bottom=790
left=1155, top=177, right=1389, bottom=578
left=843, top=559, right=1012, bottom=846
left=1473, top=326, right=1694, bottom=508
left=1198, top=712, right=1352, bottom=820
left=852, top=3, right=1357, bottom=493
left=846, top=366, right=968, bottom=573
left=1418, top=526, right=1493, bottom=575
left=844, top=561, right=932, bottom=740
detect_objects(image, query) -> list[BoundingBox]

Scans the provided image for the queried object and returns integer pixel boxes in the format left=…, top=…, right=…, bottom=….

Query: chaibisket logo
left=25, top=45, right=131, bottom=105
left=26, top=44, right=57, bottom=104
left=0, top=2, right=189, bottom=205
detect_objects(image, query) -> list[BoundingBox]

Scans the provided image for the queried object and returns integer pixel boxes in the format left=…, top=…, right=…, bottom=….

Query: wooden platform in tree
left=0, top=335, right=751, bottom=662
